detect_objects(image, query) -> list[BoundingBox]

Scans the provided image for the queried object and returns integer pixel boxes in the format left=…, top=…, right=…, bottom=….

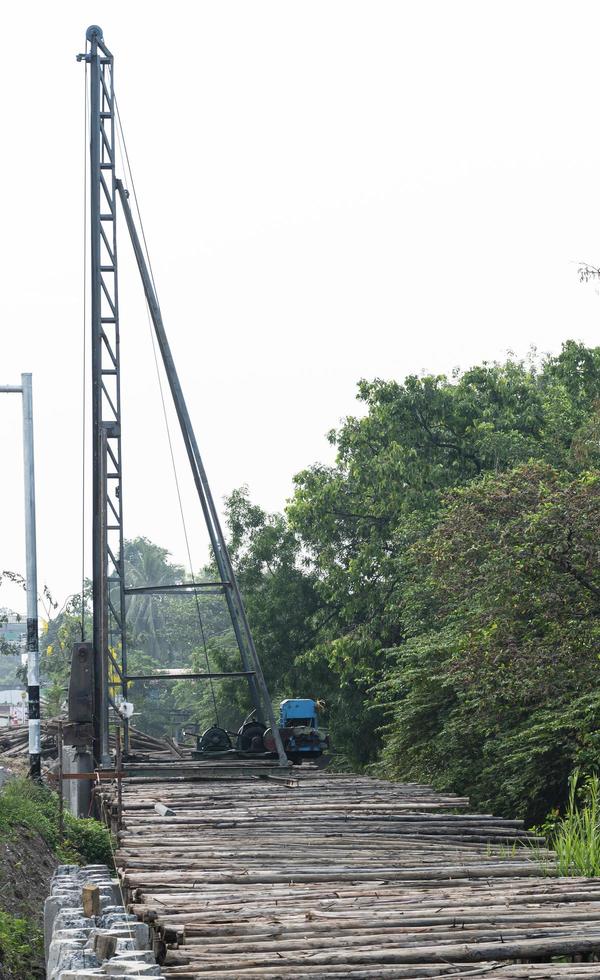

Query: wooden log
left=91, top=735, right=600, bottom=979
left=163, top=933, right=600, bottom=967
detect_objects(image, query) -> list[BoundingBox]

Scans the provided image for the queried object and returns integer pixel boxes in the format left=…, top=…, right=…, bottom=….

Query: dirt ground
left=0, top=824, right=57, bottom=925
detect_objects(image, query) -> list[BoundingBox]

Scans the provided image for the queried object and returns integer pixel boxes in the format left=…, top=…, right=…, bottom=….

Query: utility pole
left=0, top=373, right=41, bottom=780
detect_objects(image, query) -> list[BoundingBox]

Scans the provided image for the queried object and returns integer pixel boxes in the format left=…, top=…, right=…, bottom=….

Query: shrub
left=0, top=909, right=44, bottom=979
left=63, top=811, right=113, bottom=865
left=0, top=777, right=114, bottom=867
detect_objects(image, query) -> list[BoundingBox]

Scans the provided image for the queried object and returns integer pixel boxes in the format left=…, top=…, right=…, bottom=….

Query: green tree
left=284, top=343, right=600, bottom=768
left=124, top=538, right=185, bottom=662
left=225, top=487, right=322, bottom=697
left=40, top=590, right=91, bottom=702
left=377, top=463, right=600, bottom=822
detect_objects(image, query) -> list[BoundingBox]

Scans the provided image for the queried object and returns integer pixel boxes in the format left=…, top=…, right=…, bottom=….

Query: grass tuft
left=550, top=771, right=600, bottom=877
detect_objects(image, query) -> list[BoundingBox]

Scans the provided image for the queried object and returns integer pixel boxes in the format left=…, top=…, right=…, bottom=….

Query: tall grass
left=551, top=771, right=600, bottom=877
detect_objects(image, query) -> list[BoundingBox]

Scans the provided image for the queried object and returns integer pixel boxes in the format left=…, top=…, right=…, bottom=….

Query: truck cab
left=278, top=698, right=328, bottom=761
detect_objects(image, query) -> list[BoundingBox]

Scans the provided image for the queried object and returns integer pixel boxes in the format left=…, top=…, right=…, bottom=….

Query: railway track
left=99, top=758, right=600, bottom=978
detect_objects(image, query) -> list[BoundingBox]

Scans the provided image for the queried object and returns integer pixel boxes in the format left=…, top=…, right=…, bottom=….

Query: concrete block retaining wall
left=44, top=865, right=165, bottom=979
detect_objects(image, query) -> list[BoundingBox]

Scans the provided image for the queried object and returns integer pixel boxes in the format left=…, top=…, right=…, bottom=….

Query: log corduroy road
left=95, top=757, right=600, bottom=977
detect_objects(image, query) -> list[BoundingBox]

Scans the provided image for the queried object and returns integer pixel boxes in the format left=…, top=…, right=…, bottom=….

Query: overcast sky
left=2, top=1, right=600, bottom=614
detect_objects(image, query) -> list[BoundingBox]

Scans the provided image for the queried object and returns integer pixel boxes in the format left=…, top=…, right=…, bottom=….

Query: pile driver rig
left=70, top=25, right=287, bottom=771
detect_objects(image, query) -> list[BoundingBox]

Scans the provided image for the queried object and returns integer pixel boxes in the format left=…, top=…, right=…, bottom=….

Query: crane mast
left=79, top=25, right=287, bottom=768
left=81, top=25, right=126, bottom=764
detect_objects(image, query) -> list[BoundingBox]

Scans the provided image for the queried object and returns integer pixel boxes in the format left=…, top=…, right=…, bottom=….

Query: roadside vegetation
left=0, top=908, right=43, bottom=980
left=0, top=776, right=113, bottom=866
left=0, top=778, right=113, bottom=979
left=538, top=773, right=600, bottom=877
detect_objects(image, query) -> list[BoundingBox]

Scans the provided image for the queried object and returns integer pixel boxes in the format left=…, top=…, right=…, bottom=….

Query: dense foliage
left=0, top=779, right=112, bottom=978
left=0, top=908, right=43, bottom=980
left=33, top=340, right=600, bottom=822
left=0, top=777, right=113, bottom=866
left=237, top=340, right=600, bottom=818
left=377, top=464, right=600, bottom=821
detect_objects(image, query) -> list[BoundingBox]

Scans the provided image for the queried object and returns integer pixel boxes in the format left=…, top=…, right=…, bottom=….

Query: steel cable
left=113, top=98, right=220, bottom=727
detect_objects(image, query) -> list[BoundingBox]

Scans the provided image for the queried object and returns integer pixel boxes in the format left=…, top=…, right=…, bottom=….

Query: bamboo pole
left=57, top=720, right=64, bottom=845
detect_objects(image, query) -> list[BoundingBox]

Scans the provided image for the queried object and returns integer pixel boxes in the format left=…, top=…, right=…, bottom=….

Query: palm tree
left=124, top=537, right=185, bottom=662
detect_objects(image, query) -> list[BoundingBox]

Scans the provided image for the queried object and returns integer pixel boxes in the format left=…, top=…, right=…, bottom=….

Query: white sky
left=2, top=1, right=600, bottom=614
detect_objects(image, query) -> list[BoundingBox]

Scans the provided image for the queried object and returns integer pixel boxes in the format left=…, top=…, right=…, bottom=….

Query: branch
left=544, top=553, right=600, bottom=602
left=578, top=262, right=600, bottom=282
left=412, top=407, right=482, bottom=473
left=329, top=509, right=392, bottom=524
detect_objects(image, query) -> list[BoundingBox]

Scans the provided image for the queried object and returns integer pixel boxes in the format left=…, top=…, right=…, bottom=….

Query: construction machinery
left=64, top=25, right=292, bottom=798
left=269, top=698, right=329, bottom=762
left=64, top=27, right=333, bottom=795
left=188, top=699, right=329, bottom=762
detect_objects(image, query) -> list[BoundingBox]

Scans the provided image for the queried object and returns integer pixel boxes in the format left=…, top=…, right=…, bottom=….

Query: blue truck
left=262, top=698, right=329, bottom=762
